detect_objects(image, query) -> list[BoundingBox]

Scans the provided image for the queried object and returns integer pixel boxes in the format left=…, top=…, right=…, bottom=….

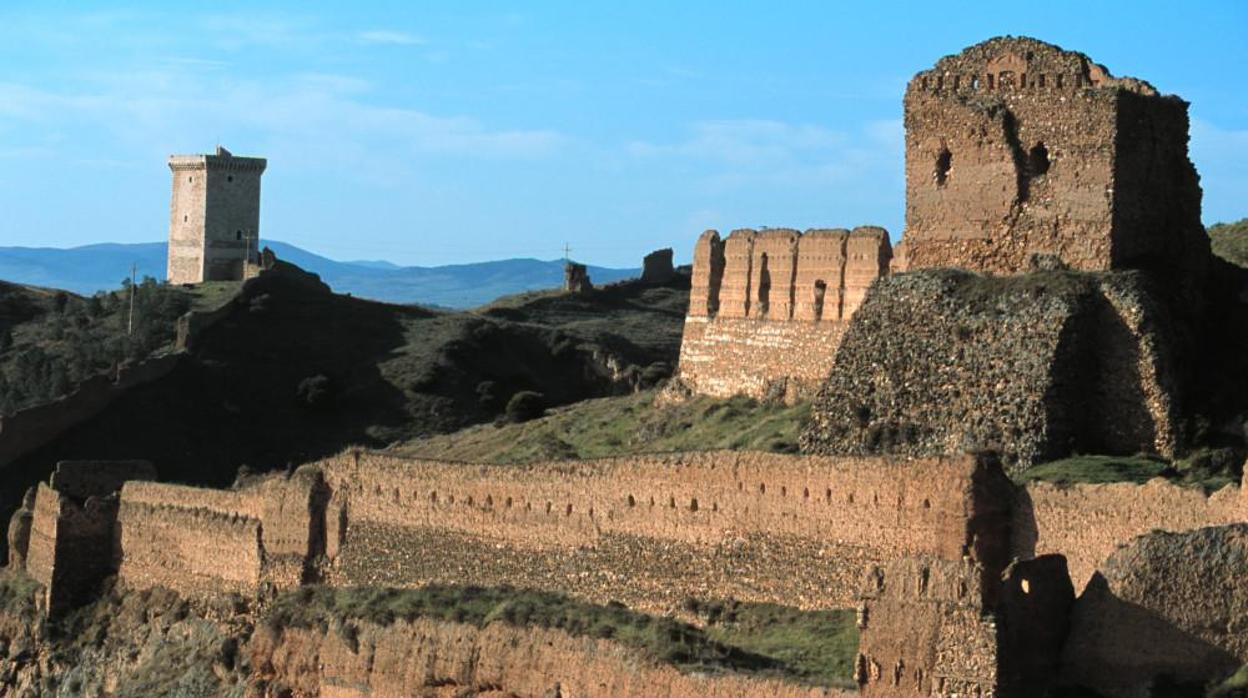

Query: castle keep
left=895, top=36, right=1207, bottom=277
left=167, top=146, right=267, bottom=284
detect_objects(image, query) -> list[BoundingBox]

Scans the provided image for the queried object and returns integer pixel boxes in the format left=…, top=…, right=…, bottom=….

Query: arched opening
left=757, top=253, right=771, bottom=314
left=813, top=280, right=827, bottom=321
left=935, top=149, right=952, bottom=187
left=1029, top=143, right=1050, bottom=176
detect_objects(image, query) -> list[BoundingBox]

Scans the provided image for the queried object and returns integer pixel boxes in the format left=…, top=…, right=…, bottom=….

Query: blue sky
left=0, top=2, right=1245, bottom=267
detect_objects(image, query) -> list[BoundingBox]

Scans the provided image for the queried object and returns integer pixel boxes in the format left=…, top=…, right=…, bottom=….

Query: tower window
left=227, top=175, right=234, bottom=183
left=935, top=148, right=952, bottom=186
left=188, top=176, right=193, bottom=183
left=236, top=230, right=243, bottom=240
left=183, top=215, right=188, bottom=223
left=1029, top=143, right=1050, bottom=176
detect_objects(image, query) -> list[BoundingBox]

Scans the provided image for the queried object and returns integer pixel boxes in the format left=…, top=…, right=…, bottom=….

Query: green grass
left=685, top=599, right=859, bottom=687
left=264, top=585, right=857, bottom=687
left=0, top=569, right=42, bottom=620
left=1015, top=449, right=1241, bottom=492
left=397, top=390, right=811, bottom=463
left=1211, top=664, right=1248, bottom=697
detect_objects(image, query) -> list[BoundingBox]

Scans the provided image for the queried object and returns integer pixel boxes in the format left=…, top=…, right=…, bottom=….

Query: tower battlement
left=167, top=146, right=267, bottom=285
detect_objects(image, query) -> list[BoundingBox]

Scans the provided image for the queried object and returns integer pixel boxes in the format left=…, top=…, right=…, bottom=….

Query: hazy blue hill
left=0, top=241, right=639, bottom=308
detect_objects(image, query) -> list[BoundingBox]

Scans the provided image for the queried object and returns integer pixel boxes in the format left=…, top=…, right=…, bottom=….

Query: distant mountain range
left=0, top=241, right=640, bottom=308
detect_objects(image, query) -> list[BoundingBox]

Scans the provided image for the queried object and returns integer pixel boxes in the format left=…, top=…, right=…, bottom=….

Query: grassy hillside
left=0, top=265, right=691, bottom=540
left=267, top=585, right=859, bottom=687
left=1209, top=218, right=1248, bottom=267
left=0, top=278, right=240, bottom=414
left=397, top=390, right=810, bottom=463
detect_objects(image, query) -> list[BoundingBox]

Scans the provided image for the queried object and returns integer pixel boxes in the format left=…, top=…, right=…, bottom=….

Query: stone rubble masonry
left=899, top=36, right=1208, bottom=282
left=677, top=226, right=891, bottom=400
left=318, top=450, right=1005, bottom=614
left=17, top=459, right=155, bottom=614
left=855, top=543, right=1072, bottom=696
left=802, top=268, right=1180, bottom=469
left=1060, top=524, right=1248, bottom=697
left=249, top=615, right=853, bottom=698
left=167, top=145, right=267, bottom=285
left=114, top=465, right=326, bottom=600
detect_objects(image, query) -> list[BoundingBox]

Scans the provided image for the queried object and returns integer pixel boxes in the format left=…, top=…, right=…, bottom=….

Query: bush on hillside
left=504, top=391, right=545, bottom=423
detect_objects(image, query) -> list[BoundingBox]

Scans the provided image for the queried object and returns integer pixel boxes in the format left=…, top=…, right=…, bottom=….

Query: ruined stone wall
left=317, top=450, right=1008, bottom=614
left=250, top=616, right=852, bottom=698
left=1015, top=476, right=1246, bottom=591
left=802, top=268, right=1180, bottom=469
left=23, top=483, right=118, bottom=614
left=47, top=460, right=156, bottom=501
left=899, top=36, right=1205, bottom=280
left=677, top=225, right=890, bottom=400
left=1060, top=524, right=1248, bottom=696
left=856, top=558, right=1000, bottom=696
left=115, top=482, right=265, bottom=598
left=855, top=555, right=1072, bottom=698
left=676, top=317, right=846, bottom=400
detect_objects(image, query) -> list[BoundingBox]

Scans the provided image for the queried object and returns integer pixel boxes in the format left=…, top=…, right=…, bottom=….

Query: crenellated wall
left=677, top=226, right=891, bottom=400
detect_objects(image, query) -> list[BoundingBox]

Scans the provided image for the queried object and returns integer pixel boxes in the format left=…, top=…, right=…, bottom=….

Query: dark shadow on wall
left=1056, top=573, right=1240, bottom=696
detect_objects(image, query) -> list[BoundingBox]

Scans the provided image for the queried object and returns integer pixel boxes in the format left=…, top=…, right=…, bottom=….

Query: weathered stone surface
left=900, top=36, right=1207, bottom=284
left=676, top=226, right=890, bottom=400
left=1060, top=524, right=1248, bottom=696
left=168, top=145, right=267, bottom=284
left=801, top=268, right=1180, bottom=469
left=249, top=616, right=850, bottom=698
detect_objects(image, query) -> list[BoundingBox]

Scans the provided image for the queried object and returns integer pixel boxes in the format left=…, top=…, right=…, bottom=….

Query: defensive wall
left=7, top=450, right=1248, bottom=694
left=318, top=450, right=1007, bottom=613
left=677, top=227, right=891, bottom=401
left=114, top=465, right=325, bottom=599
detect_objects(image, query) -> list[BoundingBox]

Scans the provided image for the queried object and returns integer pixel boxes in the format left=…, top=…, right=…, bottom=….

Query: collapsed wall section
left=318, top=450, right=1007, bottom=614
left=802, top=268, right=1180, bottom=469
left=676, top=225, right=891, bottom=400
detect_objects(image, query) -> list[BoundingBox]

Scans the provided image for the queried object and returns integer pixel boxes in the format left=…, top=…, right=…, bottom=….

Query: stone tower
left=897, top=36, right=1206, bottom=279
left=167, top=146, right=267, bottom=284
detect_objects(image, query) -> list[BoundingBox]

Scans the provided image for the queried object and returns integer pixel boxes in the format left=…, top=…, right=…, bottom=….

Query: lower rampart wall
left=115, top=482, right=263, bottom=598
left=319, top=450, right=997, bottom=613
left=675, top=317, right=846, bottom=400
left=1015, top=477, right=1247, bottom=591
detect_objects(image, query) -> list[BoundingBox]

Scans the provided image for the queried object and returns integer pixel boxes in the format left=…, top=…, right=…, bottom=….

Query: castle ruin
left=896, top=36, right=1207, bottom=278
left=167, top=146, right=267, bottom=285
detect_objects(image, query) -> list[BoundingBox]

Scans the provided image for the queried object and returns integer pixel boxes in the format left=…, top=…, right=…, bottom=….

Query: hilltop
left=0, top=241, right=641, bottom=308
left=0, top=262, right=690, bottom=553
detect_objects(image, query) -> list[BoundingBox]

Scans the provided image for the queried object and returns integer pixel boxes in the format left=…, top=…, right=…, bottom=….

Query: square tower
left=167, top=146, right=267, bottom=284
left=898, top=37, right=1206, bottom=278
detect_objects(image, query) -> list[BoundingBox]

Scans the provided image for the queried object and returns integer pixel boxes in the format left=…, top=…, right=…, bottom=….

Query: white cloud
left=358, top=30, right=425, bottom=46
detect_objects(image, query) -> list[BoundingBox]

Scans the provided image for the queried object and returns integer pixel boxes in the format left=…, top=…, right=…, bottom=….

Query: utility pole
left=127, top=263, right=136, bottom=336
